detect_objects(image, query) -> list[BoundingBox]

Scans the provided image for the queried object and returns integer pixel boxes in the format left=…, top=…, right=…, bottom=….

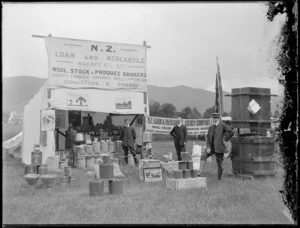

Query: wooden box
left=138, top=159, right=161, bottom=181
left=166, top=177, right=207, bottom=190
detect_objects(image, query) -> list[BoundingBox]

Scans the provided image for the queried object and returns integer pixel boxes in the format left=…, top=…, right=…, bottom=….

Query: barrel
left=85, top=145, right=93, bottom=154
left=93, top=142, right=101, bottom=154
left=100, top=164, right=114, bottom=179
left=108, top=179, right=123, bottom=195
left=174, top=170, right=183, bottom=179
left=65, top=166, right=72, bottom=175
left=231, top=136, right=277, bottom=176
left=190, top=169, right=198, bottom=178
left=115, top=141, right=123, bottom=153
left=59, top=161, right=68, bottom=170
left=37, top=164, right=48, bottom=175
left=86, top=157, right=95, bottom=170
left=31, top=150, right=42, bottom=166
left=183, top=169, right=191, bottom=178
left=89, top=180, right=104, bottom=196
left=100, top=141, right=108, bottom=153
left=108, top=141, right=115, bottom=153
left=187, top=161, right=193, bottom=170
left=77, top=156, right=86, bottom=169
left=181, top=152, right=190, bottom=162
left=178, top=161, right=187, bottom=170
left=102, top=154, right=111, bottom=165
left=60, top=175, right=68, bottom=186
left=24, top=165, right=35, bottom=175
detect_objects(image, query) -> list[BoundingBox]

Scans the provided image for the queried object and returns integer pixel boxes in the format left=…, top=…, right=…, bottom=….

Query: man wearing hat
left=199, top=113, right=234, bottom=181
left=170, top=117, right=188, bottom=161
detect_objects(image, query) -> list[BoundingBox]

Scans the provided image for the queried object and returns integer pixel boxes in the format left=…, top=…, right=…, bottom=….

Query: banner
left=44, top=37, right=147, bottom=92
left=145, top=116, right=212, bottom=135
left=41, top=109, right=55, bottom=131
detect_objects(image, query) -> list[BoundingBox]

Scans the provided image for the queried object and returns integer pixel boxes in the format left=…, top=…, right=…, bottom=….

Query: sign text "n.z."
left=91, top=45, right=115, bottom=53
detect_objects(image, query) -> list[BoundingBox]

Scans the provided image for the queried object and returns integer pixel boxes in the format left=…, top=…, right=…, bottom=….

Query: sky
left=2, top=2, right=286, bottom=94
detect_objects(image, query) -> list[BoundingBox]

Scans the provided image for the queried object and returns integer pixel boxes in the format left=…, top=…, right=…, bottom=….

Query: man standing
left=199, top=113, right=234, bottom=181
left=120, top=119, right=138, bottom=166
left=170, top=117, right=188, bottom=161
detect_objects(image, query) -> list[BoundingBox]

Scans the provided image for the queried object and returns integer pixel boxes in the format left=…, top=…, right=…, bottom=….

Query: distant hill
left=148, top=85, right=231, bottom=114
left=2, top=76, right=283, bottom=116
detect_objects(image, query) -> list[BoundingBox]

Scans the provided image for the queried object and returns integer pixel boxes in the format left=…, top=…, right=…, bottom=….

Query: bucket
left=65, top=166, right=72, bottom=175
left=85, top=145, right=93, bottom=154
left=187, top=161, right=193, bottom=170
left=31, top=150, right=42, bottom=166
left=191, top=169, right=198, bottom=178
left=86, top=157, right=95, bottom=170
left=77, top=156, right=86, bottom=169
left=37, top=164, right=48, bottom=175
left=108, top=141, right=115, bottom=153
left=74, top=145, right=85, bottom=155
left=60, top=175, right=68, bottom=185
left=115, top=141, right=123, bottom=153
left=100, top=164, right=114, bottom=179
left=102, top=155, right=111, bottom=165
left=108, top=179, right=123, bottom=195
left=178, top=161, right=187, bottom=170
left=89, top=180, right=104, bottom=196
left=181, top=152, right=190, bottom=162
left=183, top=169, right=191, bottom=179
left=93, top=142, right=101, bottom=154
left=174, top=170, right=183, bottom=179
left=68, top=175, right=76, bottom=185
left=100, top=141, right=108, bottom=153
left=59, top=161, right=68, bottom=170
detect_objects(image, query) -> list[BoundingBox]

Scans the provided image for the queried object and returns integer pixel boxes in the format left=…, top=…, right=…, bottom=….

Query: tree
left=160, top=103, right=177, bottom=118
left=203, top=105, right=215, bottom=118
left=149, top=101, right=161, bottom=117
left=180, top=106, right=193, bottom=119
left=192, top=107, right=202, bottom=119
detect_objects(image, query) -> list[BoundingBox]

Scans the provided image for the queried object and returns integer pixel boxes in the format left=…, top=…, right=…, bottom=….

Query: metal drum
left=115, top=141, right=123, bottom=153
left=85, top=145, right=93, bottom=154
left=108, top=141, right=115, bottom=153
left=93, top=142, right=101, bottom=154
left=37, top=164, right=48, bottom=175
left=108, top=179, right=123, bottom=195
left=89, top=180, right=104, bottom=196
left=100, top=141, right=108, bottom=153
left=31, top=149, right=42, bottom=166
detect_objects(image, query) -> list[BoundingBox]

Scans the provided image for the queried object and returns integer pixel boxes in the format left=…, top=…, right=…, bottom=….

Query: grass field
left=2, top=140, right=293, bottom=225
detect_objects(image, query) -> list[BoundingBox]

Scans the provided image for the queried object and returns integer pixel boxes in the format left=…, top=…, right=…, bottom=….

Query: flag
left=215, top=57, right=223, bottom=119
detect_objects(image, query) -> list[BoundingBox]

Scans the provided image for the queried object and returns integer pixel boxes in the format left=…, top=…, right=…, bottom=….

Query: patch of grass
left=2, top=140, right=292, bottom=224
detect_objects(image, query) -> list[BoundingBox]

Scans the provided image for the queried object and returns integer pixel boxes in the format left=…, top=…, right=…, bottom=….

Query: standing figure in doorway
left=170, top=117, right=188, bottom=161
left=120, top=119, right=138, bottom=166
left=199, top=113, right=234, bottom=181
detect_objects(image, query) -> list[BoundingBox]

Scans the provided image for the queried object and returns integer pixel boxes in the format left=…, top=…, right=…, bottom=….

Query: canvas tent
left=21, top=80, right=148, bottom=165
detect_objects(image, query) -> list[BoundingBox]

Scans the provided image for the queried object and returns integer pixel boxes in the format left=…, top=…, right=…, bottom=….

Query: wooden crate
left=166, top=177, right=207, bottom=190
left=138, top=159, right=161, bottom=181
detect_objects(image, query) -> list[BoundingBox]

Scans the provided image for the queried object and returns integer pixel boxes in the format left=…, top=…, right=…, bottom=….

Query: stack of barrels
left=174, top=152, right=198, bottom=179
left=25, top=144, right=48, bottom=176
left=89, top=154, right=123, bottom=196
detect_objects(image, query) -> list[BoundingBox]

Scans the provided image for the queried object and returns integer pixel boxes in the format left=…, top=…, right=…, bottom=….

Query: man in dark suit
left=199, top=113, right=234, bottom=181
left=120, top=119, right=138, bottom=166
left=170, top=117, right=188, bottom=161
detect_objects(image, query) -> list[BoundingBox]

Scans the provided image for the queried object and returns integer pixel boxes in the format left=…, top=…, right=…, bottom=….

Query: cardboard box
left=166, top=177, right=207, bottom=190
left=138, top=159, right=161, bottom=180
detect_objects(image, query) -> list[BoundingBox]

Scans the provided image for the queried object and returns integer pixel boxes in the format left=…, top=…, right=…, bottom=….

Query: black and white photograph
left=2, top=1, right=297, bottom=225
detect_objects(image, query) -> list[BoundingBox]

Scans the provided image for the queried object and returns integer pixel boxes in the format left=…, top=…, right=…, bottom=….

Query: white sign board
left=44, top=37, right=147, bottom=92
left=145, top=116, right=212, bottom=135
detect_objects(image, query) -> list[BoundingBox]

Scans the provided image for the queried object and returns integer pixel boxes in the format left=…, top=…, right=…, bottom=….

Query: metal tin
left=191, top=169, right=198, bottom=178
left=181, top=152, right=190, bottom=162
left=108, top=179, right=123, bottom=195
left=183, top=169, right=191, bottom=179
left=174, top=170, right=183, bottom=179
left=89, top=180, right=104, bottom=196
left=65, top=166, right=72, bottom=174
left=31, top=150, right=42, bottom=166
left=187, top=161, right=194, bottom=170
left=37, top=164, right=48, bottom=175
left=178, top=161, right=187, bottom=170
